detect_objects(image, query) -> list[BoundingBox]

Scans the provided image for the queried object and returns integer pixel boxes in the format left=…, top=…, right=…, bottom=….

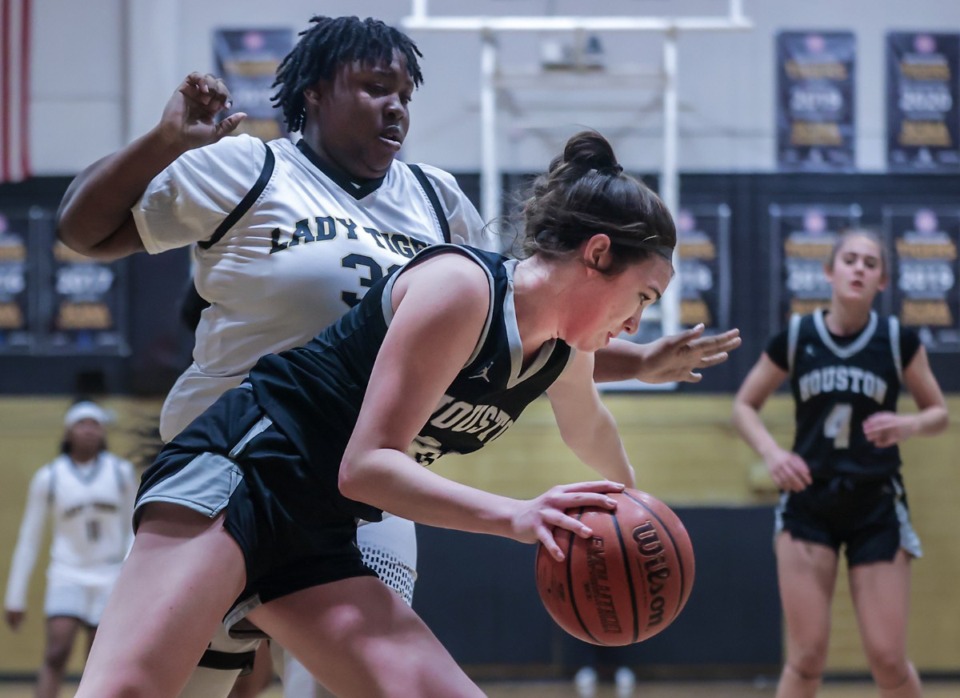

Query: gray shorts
left=135, top=385, right=376, bottom=606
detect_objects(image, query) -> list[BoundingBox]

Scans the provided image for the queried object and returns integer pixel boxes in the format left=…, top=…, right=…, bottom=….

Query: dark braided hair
left=273, top=16, right=424, bottom=133
left=520, top=131, right=676, bottom=275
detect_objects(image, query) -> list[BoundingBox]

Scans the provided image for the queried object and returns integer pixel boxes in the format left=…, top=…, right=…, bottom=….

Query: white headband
left=64, top=401, right=111, bottom=429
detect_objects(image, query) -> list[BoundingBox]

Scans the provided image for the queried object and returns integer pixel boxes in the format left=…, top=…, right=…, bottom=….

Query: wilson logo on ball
left=633, top=520, right=670, bottom=628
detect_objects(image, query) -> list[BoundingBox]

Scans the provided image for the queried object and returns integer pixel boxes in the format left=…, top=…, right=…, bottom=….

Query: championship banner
left=883, top=206, right=960, bottom=352
left=214, top=28, right=293, bottom=142
left=0, top=208, right=34, bottom=351
left=45, top=220, right=129, bottom=355
left=776, top=31, right=856, bottom=172
left=769, top=204, right=862, bottom=330
left=886, top=32, right=960, bottom=172
left=675, top=205, right=731, bottom=333
left=598, top=203, right=731, bottom=393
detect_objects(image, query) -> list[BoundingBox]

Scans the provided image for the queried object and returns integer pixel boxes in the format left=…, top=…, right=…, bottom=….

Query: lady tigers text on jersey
left=269, top=215, right=430, bottom=260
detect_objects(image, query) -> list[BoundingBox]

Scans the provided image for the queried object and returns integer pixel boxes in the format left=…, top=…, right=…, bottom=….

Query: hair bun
left=561, top=130, right=621, bottom=176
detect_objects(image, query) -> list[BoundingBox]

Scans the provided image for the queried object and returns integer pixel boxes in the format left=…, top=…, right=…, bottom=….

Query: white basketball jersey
left=5, top=453, right=136, bottom=609
left=132, top=134, right=511, bottom=440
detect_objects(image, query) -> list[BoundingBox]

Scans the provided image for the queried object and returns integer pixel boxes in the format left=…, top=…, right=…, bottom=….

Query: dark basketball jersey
left=248, top=245, right=574, bottom=520
left=784, top=309, right=905, bottom=480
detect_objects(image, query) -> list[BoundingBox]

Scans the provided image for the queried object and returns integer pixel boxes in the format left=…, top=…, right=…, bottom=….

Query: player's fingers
left=538, top=530, right=567, bottom=561
left=665, top=323, right=705, bottom=347
left=681, top=371, right=704, bottom=383
left=557, top=480, right=625, bottom=495
left=179, top=72, right=212, bottom=98
left=546, top=510, right=595, bottom=540
left=692, top=332, right=741, bottom=355
left=216, top=112, right=247, bottom=138
left=792, top=460, right=813, bottom=486
left=694, top=329, right=740, bottom=349
left=699, top=351, right=729, bottom=367
left=181, top=73, right=230, bottom=108
left=549, top=493, right=620, bottom=515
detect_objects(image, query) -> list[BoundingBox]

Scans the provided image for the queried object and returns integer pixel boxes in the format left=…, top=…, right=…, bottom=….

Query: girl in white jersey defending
left=4, top=401, right=136, bottom=698
left=56, top=15, right=739, bottom=697
left=732, top=230, right=948, bottom=698
left=73, top=129, right=676, bottom=698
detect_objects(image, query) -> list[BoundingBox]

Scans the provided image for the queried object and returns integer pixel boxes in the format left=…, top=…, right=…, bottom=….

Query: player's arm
left=339, top=255, right=620, bottom=560
left=4, top=468, right=52, bottom=629
left=545, top=350, right=635, bottom=487
left=863, top=344, right=948, bottom=447
left=593, top=325, right=741, bottom=384
left=56, top=73, right=245, bottom=261
left=732, top=353, right=811, bottom=492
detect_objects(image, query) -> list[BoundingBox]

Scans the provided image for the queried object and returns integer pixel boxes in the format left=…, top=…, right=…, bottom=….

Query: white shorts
left=44, top=575, right=117, bottom=626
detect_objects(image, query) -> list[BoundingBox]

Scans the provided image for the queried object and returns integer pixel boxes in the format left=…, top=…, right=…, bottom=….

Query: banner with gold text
left=886, top=32, right=960, bottom=172
left=883, top=206, right=960, bottom=351
left=676, top=205, right=731, bottom=334
left=0, top=208, right=34, bottom=351
left=769, top=204, right=863, bottom=330
left=214, top=28, right=294, bottom=142
left=776, top=31, right=856, bottom=172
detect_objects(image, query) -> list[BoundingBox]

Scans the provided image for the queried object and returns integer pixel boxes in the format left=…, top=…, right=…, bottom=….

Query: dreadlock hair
left=519, top=131, right=676, bottom=276
left=272, top=16, right=425, bottom=133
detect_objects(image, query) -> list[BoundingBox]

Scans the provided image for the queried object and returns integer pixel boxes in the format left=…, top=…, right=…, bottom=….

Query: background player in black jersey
left=70, top=131, right=676, bottom=698
left=732, top=230, right=948, bottom=698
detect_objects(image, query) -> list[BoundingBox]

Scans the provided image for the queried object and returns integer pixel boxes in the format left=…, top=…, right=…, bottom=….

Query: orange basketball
left=535, top=488, right=695, bottom=646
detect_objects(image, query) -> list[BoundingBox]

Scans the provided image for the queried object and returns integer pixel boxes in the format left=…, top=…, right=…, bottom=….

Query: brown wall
left=1, top=395, right=958, bottom=675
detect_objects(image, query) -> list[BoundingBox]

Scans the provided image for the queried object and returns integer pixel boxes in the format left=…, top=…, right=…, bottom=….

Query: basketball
left=535, top=488, right=695, bottom=646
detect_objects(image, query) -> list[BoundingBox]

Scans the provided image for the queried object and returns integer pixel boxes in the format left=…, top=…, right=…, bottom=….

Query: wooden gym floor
left=2, top=678, right=959, bottom=697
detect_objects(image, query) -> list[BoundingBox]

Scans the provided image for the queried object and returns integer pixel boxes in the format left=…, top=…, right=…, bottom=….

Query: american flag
left=1, top=0, right=31, bottom=182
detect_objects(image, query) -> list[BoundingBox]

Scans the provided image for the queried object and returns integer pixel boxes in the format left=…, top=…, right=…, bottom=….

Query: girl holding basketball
left=72, top=130, right=673, bottom=698
left=732, top=229, right=948, bottom=698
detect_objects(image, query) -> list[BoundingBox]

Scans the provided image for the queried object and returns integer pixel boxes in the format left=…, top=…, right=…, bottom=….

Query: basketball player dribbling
left=57, top=15, right=739, bottom=697
left=70, top=129, right=676, bottom=697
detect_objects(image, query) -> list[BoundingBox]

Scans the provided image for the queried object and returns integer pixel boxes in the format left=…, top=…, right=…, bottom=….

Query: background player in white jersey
left=56, top=15, right=738, bottom=697
left=4, top=401, right=136, bottom=698
left=732, top=230, right=948, bottom=698
left=73, top=129, right=676, bottom=698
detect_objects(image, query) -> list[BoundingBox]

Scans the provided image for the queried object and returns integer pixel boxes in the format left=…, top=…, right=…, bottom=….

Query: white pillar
left=123, top=0, right=180, bottom=143
left=480, top=32, right=500, bottom=224
left=660, top=30, right=680, bottom=338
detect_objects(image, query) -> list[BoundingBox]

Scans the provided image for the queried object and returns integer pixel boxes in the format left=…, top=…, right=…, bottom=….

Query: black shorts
left=774, top=474, right=922, bottom=566
left=135, top=384, right=376, bottom=605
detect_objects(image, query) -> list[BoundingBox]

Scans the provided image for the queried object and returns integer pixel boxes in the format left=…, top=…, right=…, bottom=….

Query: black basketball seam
left=622, top=491, right=690, bottom=622
left=566, top=507, right=601, bottom=645
left=610, top=505, right=641, bottom=644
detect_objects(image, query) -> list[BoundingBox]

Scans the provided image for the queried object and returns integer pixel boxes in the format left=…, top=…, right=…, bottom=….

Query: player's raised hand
left=640, top=324, right=742, bottom=384
left=158, top=72, right=247, bottom=150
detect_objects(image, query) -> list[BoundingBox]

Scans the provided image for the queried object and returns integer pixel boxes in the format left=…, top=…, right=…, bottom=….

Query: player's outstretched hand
left=158, top=72, right=247, bottom=150
left=513, top=481, right=625, bottom=561
left=638, top=324, right=741, bottom=383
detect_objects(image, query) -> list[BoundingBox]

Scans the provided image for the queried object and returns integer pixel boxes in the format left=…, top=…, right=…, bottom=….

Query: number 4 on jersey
left=824, top=403, right=852, bottom=449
